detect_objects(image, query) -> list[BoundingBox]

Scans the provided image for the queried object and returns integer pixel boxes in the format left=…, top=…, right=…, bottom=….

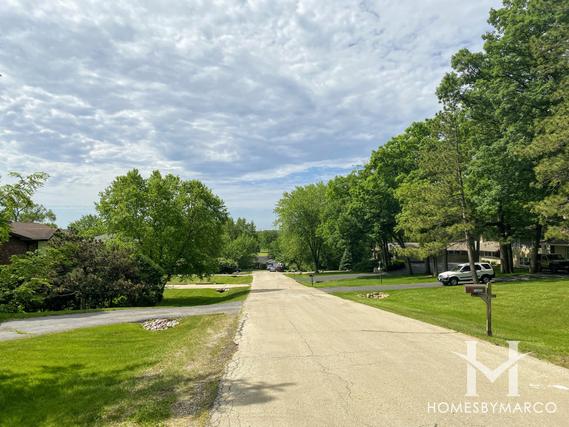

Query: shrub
left=387, top=259, right=406, bottom=271
left=352, top=258, right=378, bottom=273
left=217, top=257, right=238, bottom=274
left=0, top=233, right=166, bottom=313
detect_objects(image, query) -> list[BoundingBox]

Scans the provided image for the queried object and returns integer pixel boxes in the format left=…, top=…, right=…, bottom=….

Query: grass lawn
left=287, top=273, right=437, bottom=288
left=169, top=274, right=253, bottom=285
left=336, top=278, right=569, bottom=368
left=0, top=313, right=238, bottom=426
left=159, top=287, right=250, bottom=307
left=0, top=288, right=250, bottom=325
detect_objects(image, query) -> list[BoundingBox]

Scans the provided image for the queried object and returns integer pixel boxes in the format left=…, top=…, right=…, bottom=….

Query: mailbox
left=463, top=282, right=496, bottom=337
left=465, top=285, right=487, bottom=295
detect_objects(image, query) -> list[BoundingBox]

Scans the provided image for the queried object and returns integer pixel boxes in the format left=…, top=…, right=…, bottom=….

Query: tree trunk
left=506, top=243, right=514, bottom=273
left=465, top=231, right=479, bottom=283
left=433, top=255, right=439, bottom=276
left=475, top=236, right=481, bottom=262
left=425, top=256, right=432, bottom=275
left=529, top=224, right=542, bottom=274
left=406, top=257, right=413, bottom=275
left=499, top=243, right=508, bottom=273
left=443, top=249, right=449, bottom=271
left=396, top=238, right=413, bottom=275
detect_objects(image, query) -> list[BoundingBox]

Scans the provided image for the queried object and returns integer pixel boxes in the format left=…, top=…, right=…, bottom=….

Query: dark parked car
left=540, top=254, right=569, bottom=273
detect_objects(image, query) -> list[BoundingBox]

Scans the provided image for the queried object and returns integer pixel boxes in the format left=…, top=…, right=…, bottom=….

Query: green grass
left=0, top=313, right=239, bottom=426
left=287, top=273, right=437, bottom=288
left=159, top=287, right=250, bottom=307
left=0, top=288, right=250, bottom=324
left=169, top=274, right=253, bottom=285
left=336, top=278, right=569, bottom=368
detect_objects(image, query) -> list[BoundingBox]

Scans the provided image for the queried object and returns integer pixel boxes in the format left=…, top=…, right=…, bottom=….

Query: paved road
left=0, top=302, right=242, bottom=341
left=211, top=271, right=569, bottom=426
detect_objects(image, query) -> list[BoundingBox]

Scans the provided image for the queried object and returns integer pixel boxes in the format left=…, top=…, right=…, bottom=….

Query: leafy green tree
left=221, top=217, right=260, bottom=269
left=0, top=172, right=55, bottom=242
left=352, top=121, right=431, bottom=272
left=97, top=169, right=227, bottom=277
left=275, top=183, right=327, bottom=272
left=530, top=81, right=569, bottom=240
left=271, top=231, right=309, bottom=271
left=439, top=0, right=569, bottom=272
left=321, top=174, right=368, bottom=269
left=68, top=214, right=107, bottom=238
left=257, top=230, right=279, bottom=253
left=338, top=247, right=353, bottom=271
left=397, top=111, right=480, bottom=281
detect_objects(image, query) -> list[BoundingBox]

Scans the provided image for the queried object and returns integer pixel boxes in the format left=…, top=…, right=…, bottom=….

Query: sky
left=0, top=0, right=500, bottom=229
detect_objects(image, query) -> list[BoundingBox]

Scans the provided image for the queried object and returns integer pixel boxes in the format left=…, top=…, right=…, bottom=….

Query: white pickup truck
left=438, top=262, right=495, bottom=286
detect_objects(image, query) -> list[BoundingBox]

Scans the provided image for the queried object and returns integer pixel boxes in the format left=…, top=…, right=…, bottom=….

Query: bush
left=352, top=258, right=378, bottom=273
left=217, top=257, right=238, bottom=274
left=0, top=233, right=166, bottom=313
left=387, top=259, right=406, bottom=271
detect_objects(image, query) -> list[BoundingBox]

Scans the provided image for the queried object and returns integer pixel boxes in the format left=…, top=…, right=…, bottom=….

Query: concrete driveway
left=210, top=271, right=569, bottom=426
left=0, top=302, right=242, bottom=341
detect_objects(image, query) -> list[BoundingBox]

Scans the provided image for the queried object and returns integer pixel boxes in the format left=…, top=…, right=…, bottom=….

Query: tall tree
left=275, top=183, right=327, bottom=272
left=0, top=172, right=54, bottom=242
left=397, top=111, right=480, bottom=281
left=352, top=121, right=431, bottom=272
left=68, top=214, right=107, bottom=238
left=321, top=173, right=369, bottom=269
left=222, top=217, right=260, bottom=269
left=439, top=0, right=569, bottom=272
left=97, top=169, right=227, bottom=277
left=530, top=79, right=569, bottom=239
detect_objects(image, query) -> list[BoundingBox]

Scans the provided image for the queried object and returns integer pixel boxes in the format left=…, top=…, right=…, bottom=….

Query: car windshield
left=452, top=265, right=464, bottom=271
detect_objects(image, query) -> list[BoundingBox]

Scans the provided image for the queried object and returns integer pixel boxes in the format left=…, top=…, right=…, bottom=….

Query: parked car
left=540, top=254, right=569, bottom=273
left=438, top=262, right=495, bottom=286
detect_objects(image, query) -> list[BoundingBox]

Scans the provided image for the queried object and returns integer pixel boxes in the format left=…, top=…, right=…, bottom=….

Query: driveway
left=0, top=302, right=242, bottom=341
left=210, top=271, right=569, bottom=426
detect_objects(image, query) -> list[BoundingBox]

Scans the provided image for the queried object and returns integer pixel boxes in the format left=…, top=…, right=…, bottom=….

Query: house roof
left=447, top=240, right=501, bottom=252
left=9, top=222, right=57, bottom=241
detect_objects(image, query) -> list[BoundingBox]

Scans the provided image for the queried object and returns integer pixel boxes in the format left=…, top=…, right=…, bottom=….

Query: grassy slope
left=336, top=279, right=569, bottom=368
left=287, top=273, right=437, bottom=288
left=159, top=287, right=250, bottom=306
left=0, top=313, right=239, bottom=426
left=0, top=288, right=250, bottom=324
left=169, top=274, right=253, bottom=285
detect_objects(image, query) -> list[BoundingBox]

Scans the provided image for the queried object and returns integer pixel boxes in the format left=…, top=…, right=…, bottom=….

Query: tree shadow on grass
left=159, top=289, right=250, bottom=307
left=0, top=362, right=192, bottom=426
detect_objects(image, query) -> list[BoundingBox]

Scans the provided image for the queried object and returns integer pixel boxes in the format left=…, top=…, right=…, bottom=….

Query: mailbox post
left=465, top=281, right=496, bottom=336
left=309, top=273, right=314, bottom=287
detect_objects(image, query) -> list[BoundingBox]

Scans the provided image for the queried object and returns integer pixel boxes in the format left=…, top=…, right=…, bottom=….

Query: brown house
left=0, top=222, right=57, bottom=264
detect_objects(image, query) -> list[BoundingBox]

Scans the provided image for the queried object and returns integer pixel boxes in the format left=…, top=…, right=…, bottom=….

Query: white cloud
left=0, top=0, right=500, bottom=228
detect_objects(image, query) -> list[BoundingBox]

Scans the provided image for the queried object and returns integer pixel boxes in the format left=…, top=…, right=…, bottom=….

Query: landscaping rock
left=362, top=292, right=390, bottom=300
left=142, top=318, right=179, bottom=331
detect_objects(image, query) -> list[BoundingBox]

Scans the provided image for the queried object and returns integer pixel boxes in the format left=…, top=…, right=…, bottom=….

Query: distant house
left=0, top=222, right=57, bottom=264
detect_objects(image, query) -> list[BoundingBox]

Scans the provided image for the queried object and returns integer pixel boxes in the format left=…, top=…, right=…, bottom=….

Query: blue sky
left=0, top=0, right=499, bottom=229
